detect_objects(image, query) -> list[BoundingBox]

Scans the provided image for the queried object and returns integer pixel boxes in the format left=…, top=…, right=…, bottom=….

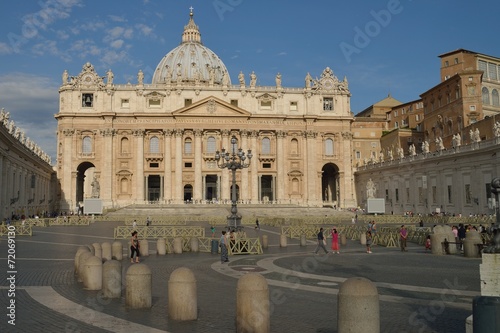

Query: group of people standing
left=313, top=227, right=341, bottom=254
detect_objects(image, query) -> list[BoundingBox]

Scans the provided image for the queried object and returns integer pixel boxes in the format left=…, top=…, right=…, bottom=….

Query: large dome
left=152, top=10, right=231, bottom=86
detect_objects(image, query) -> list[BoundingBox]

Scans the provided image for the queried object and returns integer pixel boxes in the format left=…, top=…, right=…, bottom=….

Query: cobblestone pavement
left=0, top=219, right=481, bottom=333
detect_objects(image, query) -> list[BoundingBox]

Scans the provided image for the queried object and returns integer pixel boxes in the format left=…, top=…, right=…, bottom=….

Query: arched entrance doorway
left=184, top=184, right=193, bottom=203
left=76, top=162, right=96, bottom=211
left=321, top=163, right=340, bottom=207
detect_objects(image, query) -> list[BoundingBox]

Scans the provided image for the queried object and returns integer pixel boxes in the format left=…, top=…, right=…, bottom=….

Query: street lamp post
left=215, top=136, right=252, bottom=231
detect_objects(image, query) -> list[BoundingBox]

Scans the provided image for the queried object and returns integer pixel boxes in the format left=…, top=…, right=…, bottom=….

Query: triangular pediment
left=172, top=96, right=251, bottom=117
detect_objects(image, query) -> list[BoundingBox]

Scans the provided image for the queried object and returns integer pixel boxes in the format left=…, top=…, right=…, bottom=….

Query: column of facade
left=341, top=132, right=355, bottom=208
left=134, top=130, right=145, bottom=203
left=163, top=130, right=172, bottom=202
left=221, top=130, right=230, bottom=201
left=101, top=129, right=115, bottom=206
left=250, top=130, right=259, bottom=203
left=194, top=129, right=203, bottom=202
left=175, top=129, right=183, bottom=204
left=19, top=167, right=26, bottom=210
left=62, top=129, right=75, bottom=211
left=306, top=130, right=318, bottom=205
left=276, top=130, right=285, bottom=203
left=240, top=130, right=249, bottom=201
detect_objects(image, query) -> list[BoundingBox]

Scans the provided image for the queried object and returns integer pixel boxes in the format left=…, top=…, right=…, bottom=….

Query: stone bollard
left=464, top=230, right=482, bottom=258
left=300, top=234, right=306, bottom=246
left=101, top=242, right=112, bottom=262
left=74, top=246, right=90, bottom=276
left=78, top=251, right=93, bottom=283
left=83, top=256, right=103, bottom=290
left=338, top=277, right=379, bottom=333
left=112, top=241, right=123, bottom=260
left=340, top=233, right=347, bottom=246
left=157, top=238, right=166, bottom=255
left=93, top=242, right=102, bottom=259
left=102, top=260, right=122, bottom=298
left=168, top=267, right=197, bottom=320
left=236, top=273, right=270, bottom=333
left=280, top=234, right=287, bottom=248
left=190, top=237, right=199, bottom=253
left=430, top=234, right=446, bottom=255
left=139, top=239, right=149, bottom=257
left=88, top=244, right=95, bottom=255
left=262, top=235, right=268, bottom=249
left=126, top=264, right=152, bottom=308
left=173, top=237, right=183, bottom=254
left=360, top=232, right=366, bottom=245
left=442, top=225, right=457, bottom=255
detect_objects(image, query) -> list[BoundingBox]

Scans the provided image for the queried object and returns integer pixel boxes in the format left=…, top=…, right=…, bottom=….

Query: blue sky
left=0, top=0, right=498, bottom=164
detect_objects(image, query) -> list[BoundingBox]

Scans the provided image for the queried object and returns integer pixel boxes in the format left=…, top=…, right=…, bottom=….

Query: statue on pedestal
left=91, top=177, right=100, bottom=198
left=366, top=178, right=376, bottom=199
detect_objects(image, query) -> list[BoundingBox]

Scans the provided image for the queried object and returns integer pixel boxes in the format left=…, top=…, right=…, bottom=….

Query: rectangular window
left=478, top=60, right=487, bottom=77
left=488, top=63, right=498, bottom=81
left=290, top=101, right=298, bottom=111
left=184, top=162, right=192, bottom=168
left=448, top=185, right=452, bottom=204
left=184, top=99, right=192, bottom=107
left=394, top=110, right=398, bottom=117
left=121, top=99, right=130, bottom=108
left=395, top=188, right=399, bottom=203
left=444, top=60, right=449, bottom=67
left=150, top=163, right=159, bottom=168
left=82, top=93, right=93, bottom=107
left=262, top=163, right=271, bottom=168
left=260, top=101, right=272, bottom=110
left=323, top=98, right=333, bottom=111
left=470, top=105, right=476, bottom=112
left=454, top=57, right=458, bottom=64
left=356, top=151, right=361, bottom=159
left=230, top=99, right=238, bottom=107
left=465, top=184, right=472, bottom=204
left=148, top=99, right=161, bottom=108
left=415, top=114, right=420, bottom=121
left=385, top=189, right=389, bottom=201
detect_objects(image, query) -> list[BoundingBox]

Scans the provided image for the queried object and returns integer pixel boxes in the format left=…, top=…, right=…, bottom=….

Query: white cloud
left=110, top=39, right=124, bottom=49
left=108, top=15, right=127, bottom=23
left=136, top=24, right=153, bottom=36
left=277, top=52, right=287, bottom=56
left=0, top=73, right=59, bottom=162
left=0, top=42, right=13, bottom=54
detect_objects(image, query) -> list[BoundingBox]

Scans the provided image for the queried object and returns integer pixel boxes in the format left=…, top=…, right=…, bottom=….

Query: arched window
left=184, top=137, right=192, bottom=154
left=261, top=137, right=271, bottom=154
left=150, top=136, right=159, bottom=153
left=82, top=136, right=92, bottom=154
left=482, top=87, right=490, bottom=105
left=492, top=89, right=499, bottom=106
left=120, top=137, right=129, bottom=154
left=325, top=138, right=334, bottom=156
left=206, top=136, right=216, bottom=153
left=120, top=178, right=129, bottom=193
left=292, top=178, right=299, bottom=193
left=290, top=138, right=299, bottom=155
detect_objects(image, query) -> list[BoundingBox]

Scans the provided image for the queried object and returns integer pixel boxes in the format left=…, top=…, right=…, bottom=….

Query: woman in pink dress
left=331, top=228, right=340, bottom=254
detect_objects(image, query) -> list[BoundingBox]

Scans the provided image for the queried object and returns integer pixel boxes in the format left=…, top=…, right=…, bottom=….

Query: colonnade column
left=240, top=130, right=249, bottom=201
left=250, top=130, right=259, bottom=203
left=134, top=129, right=145, bottom=203
left=163, top=130, right=172, bottom=202
left=276, top=130, right=285, bottom=203
left=221, top=130, right=230, bottom=201
left=175, top=129, right=184, bottom=204
left=341, top=131, right=354, bottom=208
left=306, top=130, right=317, bottom=205
left=194, top=129, right=203, bottom=202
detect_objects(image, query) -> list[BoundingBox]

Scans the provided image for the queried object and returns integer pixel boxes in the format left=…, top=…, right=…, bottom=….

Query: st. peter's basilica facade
left=55, top=11, right=356, bottom=212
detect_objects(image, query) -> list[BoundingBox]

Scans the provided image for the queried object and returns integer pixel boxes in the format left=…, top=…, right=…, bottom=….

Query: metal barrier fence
left=0, top=225, right=32, bottom=236
left=114, top=226, right=205, bottom=239
left=49, top=217, right=91, bottom=226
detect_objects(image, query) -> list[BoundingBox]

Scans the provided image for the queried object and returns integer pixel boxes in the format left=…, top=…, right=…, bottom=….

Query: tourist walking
left=366, top=230, right=373, bottom=253
left=400, top=225, right=408, bottom=252
left=425, top=235, right=431, bottom=251
left=220, top=230, right=229, bottom=263
left=331, top=228, right=340, bottom=254
left=314, top=227, right=329, bottom=254
left=130, top=231, right=140, bottom=263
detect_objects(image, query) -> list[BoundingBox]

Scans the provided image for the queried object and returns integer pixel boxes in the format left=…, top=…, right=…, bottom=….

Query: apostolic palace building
left=1, top=11, right=500, bottom=221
